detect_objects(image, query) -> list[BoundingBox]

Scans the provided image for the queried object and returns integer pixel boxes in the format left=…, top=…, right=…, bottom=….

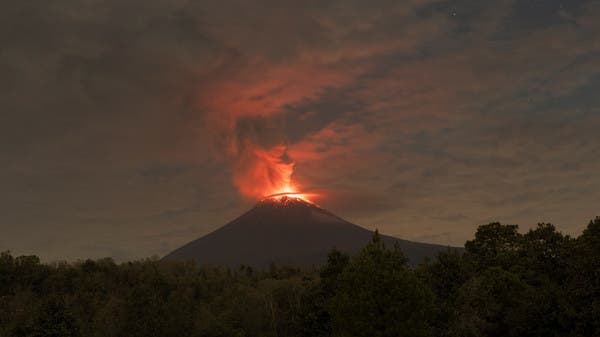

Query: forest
left=1, top=217, right=599, bottom=337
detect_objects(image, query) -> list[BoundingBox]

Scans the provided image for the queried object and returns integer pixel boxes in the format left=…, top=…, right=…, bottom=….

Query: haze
left=1, top=0, right=599, bottom=261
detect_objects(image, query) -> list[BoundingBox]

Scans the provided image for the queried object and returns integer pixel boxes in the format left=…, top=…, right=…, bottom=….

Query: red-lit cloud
left=198, top=58, right=370, bottom=199
left=232, top=142, right=296, bottom=199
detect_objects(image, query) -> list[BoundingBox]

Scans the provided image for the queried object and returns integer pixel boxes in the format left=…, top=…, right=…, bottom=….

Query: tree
left=417, top=249, right=471, bottom=336
left=28, top=295, right=80, bottom=337
left=297, top=249, right=349, bottom=337
left=449, top=267, right=537, bottom=337
left=330, top=232, right=434, bottom=337
left=565, top=216, right=600, bottom=336
left=319, top=249, right=349, bottom=297
left=465, top=223, right=522, bottom=270
left=521, top=223, right=570, bottom=279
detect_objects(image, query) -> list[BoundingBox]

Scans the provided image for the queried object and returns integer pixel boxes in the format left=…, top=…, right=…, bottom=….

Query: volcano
left=163, top=195, right=453, bottom=267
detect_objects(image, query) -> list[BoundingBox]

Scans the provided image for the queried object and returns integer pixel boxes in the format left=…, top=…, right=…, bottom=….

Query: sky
left=1, top=0, right=600, bottom=261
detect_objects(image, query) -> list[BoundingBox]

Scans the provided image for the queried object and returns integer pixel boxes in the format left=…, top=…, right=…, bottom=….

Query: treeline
left=1, top=217, right=599, bottom=337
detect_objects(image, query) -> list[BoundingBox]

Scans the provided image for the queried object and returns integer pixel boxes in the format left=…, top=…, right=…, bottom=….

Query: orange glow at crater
left=262, top=191, right=318, bottom=204
left=233, top=143, right=300, bottom=200
left=232, top=141, right=320, bottom=203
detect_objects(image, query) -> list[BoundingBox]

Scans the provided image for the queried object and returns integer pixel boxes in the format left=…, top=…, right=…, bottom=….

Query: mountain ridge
left=163, top=196, right=457, bottom=267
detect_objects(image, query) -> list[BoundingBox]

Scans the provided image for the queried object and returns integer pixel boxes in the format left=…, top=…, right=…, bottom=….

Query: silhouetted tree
left=330, top=232, right=433, bottom=337
left=465, top=223, right=522, bottom=270
left=565, top=217, right=600, bottom=336
left=1, top=217, right=599, bottom=337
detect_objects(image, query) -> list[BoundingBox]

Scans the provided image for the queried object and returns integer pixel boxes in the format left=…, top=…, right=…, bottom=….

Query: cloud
left=1, top=0, right=600, bottom=260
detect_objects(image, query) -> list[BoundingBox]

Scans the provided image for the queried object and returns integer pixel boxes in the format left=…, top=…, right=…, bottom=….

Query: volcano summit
left=163, top=195, right=452, bottom=267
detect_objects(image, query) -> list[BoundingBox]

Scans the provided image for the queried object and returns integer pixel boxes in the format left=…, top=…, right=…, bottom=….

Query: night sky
left=2, top=0, right=599, bottom=261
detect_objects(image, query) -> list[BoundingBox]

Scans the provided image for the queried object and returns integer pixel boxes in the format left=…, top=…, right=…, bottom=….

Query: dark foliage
left=1, top=217, right=599, bottom=337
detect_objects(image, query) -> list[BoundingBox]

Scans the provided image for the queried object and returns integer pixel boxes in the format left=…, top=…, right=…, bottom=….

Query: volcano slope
left=163, top=196, right=456, bottom=267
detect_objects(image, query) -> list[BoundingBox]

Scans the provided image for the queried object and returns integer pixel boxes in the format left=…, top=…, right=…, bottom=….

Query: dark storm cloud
left=1, top=0, right=599, bottom=260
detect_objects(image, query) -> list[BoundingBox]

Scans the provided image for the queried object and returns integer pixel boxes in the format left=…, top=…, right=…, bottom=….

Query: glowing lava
left=262, top=191, right=319, bottom=205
